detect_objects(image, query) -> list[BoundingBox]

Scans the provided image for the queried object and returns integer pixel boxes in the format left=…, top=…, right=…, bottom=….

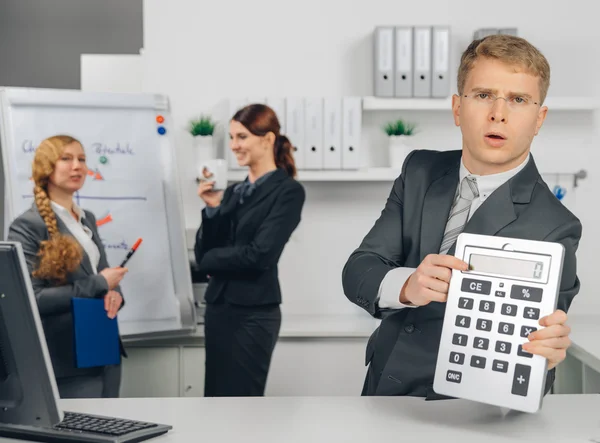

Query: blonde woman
left=7, top=135, right=128, bottom=398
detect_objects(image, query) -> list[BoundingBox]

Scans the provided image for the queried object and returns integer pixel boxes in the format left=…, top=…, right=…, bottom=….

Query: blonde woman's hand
left=104, top=290, right=123, bottom=319
left=100, top=267, right=128, bottom=290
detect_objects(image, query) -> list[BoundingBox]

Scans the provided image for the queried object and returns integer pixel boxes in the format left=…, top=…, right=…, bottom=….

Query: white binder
left=394, top=27, right=413, bottom=98
left=413, top=26, right=432, bottom=97
left=226, top=98, right=247, bottom=170
left=432, top=26, right=450, bottom=98
left=304, top=97, right=324, bottom=170
left=341, top=97, right=362, bottom=170
left=265, top=97, right=286, bottom=135
left=373, top=27, right=394, bottom=97
left=284, top=97, right=305, bottom=170
left=323, top=97, right=342, bottom=170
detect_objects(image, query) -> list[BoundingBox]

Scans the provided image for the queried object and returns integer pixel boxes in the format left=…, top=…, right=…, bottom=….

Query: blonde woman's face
left=49, top=142, right=88, bottom=193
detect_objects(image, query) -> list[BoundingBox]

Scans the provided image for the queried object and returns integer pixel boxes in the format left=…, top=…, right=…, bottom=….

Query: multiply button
left=524, top=307, right=540, bottom=320
left=510, top=285, right=543, bottom=303
left=511, top=364, right=531, bottom=396
left=520, top=326, right=537, bottom=338
left=461, top=278, right=491, bottom=295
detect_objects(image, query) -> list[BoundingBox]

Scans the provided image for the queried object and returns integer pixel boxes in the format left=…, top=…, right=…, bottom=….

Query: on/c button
left=461, top=278, right=491, bottom=295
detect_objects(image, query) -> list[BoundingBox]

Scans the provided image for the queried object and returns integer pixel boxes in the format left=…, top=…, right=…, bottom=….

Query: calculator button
left=452, top=333, right=468, bottom=347
left=449, top=352, right=465, bottom=365
left=473, top=337, right=489, bottom=350
left=517, top=345, right=533, bottom=358
left=495, top=291, right=506, bottom=297
left=461, top=278, right=491, bottom=295
left=470, top=355, right=486, bottom=369
left=446, top=370, right=462, bottom=384
left=499, top=282, right=504, bottom=288
left=524, top=307, right=540, bottom=320
left=455, top=316, right=471, bottom=328
left=501, top=303, right=517, bottom=317
left=510, top=285, right=543, bottom=303
left=498, top=322, right=515, bottom=335
left=458, top=297, right=474, bottom=310
left=479, top=300, right=495, bottom=313
left=495, top=340, right=512, bottom=354
left=492, top=359, right=509, bottom=373
left=511, top=364, right=531, bottom=396
left=476, top=319, right=492, bottom=331
left=520, top=326, right=537, bottom=338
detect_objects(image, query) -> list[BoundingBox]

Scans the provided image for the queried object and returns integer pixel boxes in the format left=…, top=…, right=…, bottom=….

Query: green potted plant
left=188, top=115, right=217, bottom=167
left=384, top=119, right=417, bottom=169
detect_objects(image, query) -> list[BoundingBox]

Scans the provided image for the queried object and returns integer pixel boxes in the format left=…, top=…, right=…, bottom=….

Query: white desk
left=1, top=395, right=599, bottom=442
left=555, top=314, right=600, bottom=394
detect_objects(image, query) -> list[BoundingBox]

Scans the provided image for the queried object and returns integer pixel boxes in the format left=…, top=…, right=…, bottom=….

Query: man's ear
left=534, top=105, right=548, bottom=136
left=452, top=94, right=461, bottom=127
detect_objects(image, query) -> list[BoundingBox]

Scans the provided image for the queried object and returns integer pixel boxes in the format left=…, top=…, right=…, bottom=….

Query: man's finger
left=424, top=265, right=452, bottom=283
left=423, top=287, right=448, bottom=303
left=539, top=309, right=568, bottom=327
left=528, top=324, right=570, bottom=341
left=525, top=336, right=571, bottom=350
left=522, top=342, right=566, bottom=363
left=429, top=254, right=468, bottom=271
left=421, top=275, right=449, bottom=294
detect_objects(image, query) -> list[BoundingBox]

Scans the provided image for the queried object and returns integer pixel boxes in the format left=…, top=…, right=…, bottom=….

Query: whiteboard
left=0, top=87, right=196, bottom=338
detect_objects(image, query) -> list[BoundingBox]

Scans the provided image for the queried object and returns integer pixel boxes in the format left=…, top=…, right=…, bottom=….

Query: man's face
left=452, top=57, right=548, bottom=175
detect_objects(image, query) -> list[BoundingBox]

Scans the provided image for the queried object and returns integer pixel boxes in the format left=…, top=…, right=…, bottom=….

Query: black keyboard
left=0, top=410, right=172, bottom=442
left=54, top=412, right=159, bottom=437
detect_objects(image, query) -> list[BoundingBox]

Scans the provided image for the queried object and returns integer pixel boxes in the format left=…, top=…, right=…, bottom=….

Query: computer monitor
left=0, top=241, right=172, bottom=442
left=0, top=242, right=62, bottom=428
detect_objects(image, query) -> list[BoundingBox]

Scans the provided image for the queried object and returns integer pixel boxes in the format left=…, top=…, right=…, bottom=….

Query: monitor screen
left=0, top=242, right=62, bottom=427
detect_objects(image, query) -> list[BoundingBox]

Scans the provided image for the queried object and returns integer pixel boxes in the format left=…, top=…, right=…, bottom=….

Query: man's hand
left=400, top=254, right=468, bottom=306
left=522, top=309, right=571, bottom=370
left=104, top=290, right=123, bottom=319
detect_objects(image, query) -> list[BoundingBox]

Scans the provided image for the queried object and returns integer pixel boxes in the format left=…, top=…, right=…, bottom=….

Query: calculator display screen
left=468, top=254, right=544, bottom=280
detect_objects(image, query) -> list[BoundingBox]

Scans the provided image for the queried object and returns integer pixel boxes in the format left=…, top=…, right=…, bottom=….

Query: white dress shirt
left=377, top=153, right=531, bottom=309
left=51, top=201, right=101, bottom=274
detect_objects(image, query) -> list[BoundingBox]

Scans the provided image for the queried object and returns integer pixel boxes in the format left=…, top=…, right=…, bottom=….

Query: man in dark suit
left=342, top=34, right=581, bottom=397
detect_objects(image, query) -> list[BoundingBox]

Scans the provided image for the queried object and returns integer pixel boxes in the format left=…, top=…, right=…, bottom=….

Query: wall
left=0, top=0, right=143, bottom=89
left=139, top=1, right=600, bottom=317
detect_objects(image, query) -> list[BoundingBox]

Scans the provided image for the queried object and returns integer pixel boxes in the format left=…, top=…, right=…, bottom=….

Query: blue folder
left=71, top=297, right=121, bottom=368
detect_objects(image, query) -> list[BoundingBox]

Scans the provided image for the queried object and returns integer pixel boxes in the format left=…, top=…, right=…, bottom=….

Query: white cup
left=199, top=159, right=228, bottom=190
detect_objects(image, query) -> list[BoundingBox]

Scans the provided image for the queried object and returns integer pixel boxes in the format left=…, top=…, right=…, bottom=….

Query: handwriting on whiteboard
left=20, top=140, right=135, bottom=156
left=92, top=142, right=135, bottom=156
left=102, top=239, right=130, bottom=250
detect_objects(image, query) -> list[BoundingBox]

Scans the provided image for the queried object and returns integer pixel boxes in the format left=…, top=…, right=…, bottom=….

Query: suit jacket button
left=404, top=324, right=415, bottom=334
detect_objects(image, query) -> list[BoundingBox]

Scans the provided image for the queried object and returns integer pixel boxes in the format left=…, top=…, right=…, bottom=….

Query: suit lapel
left=55, top=211, right=95, bottom=276
left=446, top=154, right=540, bottom=256
left=235, top=169, right=287, bottom=222
left=420, top=162, right=460, bottom=257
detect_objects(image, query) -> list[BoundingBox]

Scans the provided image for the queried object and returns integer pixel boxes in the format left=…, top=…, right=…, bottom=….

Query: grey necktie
left=439, top=176, right=479, bottom=254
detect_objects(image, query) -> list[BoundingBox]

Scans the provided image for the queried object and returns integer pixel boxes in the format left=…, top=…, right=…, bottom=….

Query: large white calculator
left=433, top=233, right=565, bottom=413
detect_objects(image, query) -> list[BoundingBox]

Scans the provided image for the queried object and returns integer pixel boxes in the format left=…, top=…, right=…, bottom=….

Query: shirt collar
left=50, top=200, right=86, bottom=223
left=459, top=153, right=530, bottom=200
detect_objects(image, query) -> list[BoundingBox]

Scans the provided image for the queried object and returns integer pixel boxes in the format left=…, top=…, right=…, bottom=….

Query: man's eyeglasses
left=462, top=92, right=540, bottom=111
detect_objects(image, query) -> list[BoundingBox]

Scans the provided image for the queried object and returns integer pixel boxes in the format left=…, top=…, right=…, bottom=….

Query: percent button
left=510, top=285, right=543, bottom=303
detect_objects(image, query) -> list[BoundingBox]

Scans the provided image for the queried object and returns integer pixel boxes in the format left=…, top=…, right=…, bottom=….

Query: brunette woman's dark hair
left=232, top=104, right=297, bottom=177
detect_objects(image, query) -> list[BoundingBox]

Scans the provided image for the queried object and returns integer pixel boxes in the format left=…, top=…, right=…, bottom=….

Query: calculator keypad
left=446, top=275, right=543, bottom=399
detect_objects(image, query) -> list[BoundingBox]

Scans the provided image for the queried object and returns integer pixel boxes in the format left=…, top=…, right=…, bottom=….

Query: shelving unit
left=227, top=167, right=402, bottom=182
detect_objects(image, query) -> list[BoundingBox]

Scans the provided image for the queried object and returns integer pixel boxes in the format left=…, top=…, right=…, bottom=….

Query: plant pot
left=388, top=135, right=413, bottom=169
left=193, top=135, right=216, bottom=171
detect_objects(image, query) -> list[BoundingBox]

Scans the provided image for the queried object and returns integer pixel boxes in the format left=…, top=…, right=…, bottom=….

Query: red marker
left=120, top=238, right=142, bottom=267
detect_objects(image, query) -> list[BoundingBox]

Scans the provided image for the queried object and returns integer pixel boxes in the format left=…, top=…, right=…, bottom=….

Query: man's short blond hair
left=457, top=34, right=551, bottom=104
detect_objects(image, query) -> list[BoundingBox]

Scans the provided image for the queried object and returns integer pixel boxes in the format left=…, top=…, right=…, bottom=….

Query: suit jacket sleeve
left=7, top=216, right=109, bottom=318
left=342, top=151, right=416, bottom=318
left=197, top=183, right=305, bottom=273
left=194, top=190, right=233, bottom=267
left=541, top=214, right=582, bottom=395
